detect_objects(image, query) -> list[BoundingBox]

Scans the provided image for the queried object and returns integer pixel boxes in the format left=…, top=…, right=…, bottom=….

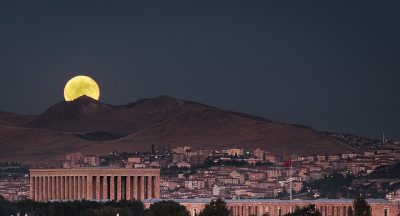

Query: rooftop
left=143, top=198, right=391, bottom=204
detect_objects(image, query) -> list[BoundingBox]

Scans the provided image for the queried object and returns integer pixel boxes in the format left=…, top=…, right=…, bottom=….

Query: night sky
left=1, top=1, right=399, bottom=139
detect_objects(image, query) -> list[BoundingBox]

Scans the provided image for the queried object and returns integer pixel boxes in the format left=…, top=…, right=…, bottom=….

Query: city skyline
left=1, top=1, right=400, bottom=216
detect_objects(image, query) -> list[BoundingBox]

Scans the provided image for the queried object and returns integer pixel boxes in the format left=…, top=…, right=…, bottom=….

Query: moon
left=63, top=75, right=100, bottom=101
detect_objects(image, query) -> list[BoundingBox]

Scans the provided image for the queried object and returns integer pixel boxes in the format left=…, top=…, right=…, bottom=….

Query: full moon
left=63, top=75, right=100, bottom=101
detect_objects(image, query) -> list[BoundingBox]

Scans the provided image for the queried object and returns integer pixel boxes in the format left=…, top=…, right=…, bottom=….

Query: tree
left=348, top=197, right=372, bottom=216
left=144, top=200, right=190, bottom=216
left=198, top=198, right=232, bottom=216
left=284, top=204, right=321, bottom=216
left=2, top=200, right=144, bottom=216
left=348, top=207, right=354, bottom=216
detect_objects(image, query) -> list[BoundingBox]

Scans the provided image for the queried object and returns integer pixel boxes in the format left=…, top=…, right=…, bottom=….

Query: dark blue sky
left=1, top=1, right=399, bottom=139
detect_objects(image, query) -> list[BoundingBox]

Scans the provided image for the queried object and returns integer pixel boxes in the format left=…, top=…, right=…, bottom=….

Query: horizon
left=1, top=1, right=400, bottom=213
left=1, top=1, right=399, bottom=139
left=0, top=93, right=392, bottom=140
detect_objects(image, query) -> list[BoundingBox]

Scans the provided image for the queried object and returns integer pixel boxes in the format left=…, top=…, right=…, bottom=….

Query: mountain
left=0, top=95, right=355, bottom=164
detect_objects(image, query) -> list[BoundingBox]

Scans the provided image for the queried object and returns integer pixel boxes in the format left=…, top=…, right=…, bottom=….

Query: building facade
left=144, top=198, right=397, bottom=216
left=30, top=168, right=160, bottom=202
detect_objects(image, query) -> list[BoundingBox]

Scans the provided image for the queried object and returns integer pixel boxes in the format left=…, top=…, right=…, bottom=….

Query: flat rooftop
left=143, top=198, right=391, bottom=204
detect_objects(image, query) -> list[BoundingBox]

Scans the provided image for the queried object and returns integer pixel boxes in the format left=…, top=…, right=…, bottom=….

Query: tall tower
left=383, top=132, right=385, bottom=144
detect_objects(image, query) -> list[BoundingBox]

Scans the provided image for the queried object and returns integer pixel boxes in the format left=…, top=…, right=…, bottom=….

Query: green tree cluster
left=197, top=198, right=232, bottom=216
left=348, top=197, right=372, bottom=216
left=144, top=200, right=190, bottom=216
left=302, top=173, right=355, bottom=198
left=0, top=197, right=144, bottom=216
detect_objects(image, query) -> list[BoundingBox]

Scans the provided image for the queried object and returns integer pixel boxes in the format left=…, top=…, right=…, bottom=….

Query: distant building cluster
left=160, top=143, right=400, bottom=200
left=1, top=137, right=400, bottom=216
left=0, top=164, right=29, bottom=201
left=63, top=152, right=100, bottom=168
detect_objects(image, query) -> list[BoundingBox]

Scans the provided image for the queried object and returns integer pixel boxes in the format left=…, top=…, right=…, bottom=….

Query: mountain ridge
left=0, top=95, right=355, bottom=164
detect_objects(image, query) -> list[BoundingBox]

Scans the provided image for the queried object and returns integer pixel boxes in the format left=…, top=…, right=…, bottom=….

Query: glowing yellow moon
left=63, top=75, right=100, bottom=101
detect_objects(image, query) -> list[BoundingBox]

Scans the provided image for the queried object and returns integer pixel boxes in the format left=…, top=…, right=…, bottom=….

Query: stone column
left=140, top=176, right=145, bottom=200
left=73, top=176, right=76, bottom=200
left=51, top=176, right=55, bottom=200
left=63, top=176, right=67, bottom=200
left=77, top=176, right=81, bottom=200
left=66, top=176, right=69, bottom=200
left=117, top=176, right=122, bottom=200
left=110, top=176, right=115, bottom=200
left=59, top=176, right=62, bottom=200
left=126, top=176, right=131, bottom=200
left=69, top=176, right=73, bottom=200
left=29, top=176, right=34, bottom=201
left=74, top=176, right=77, bottom=200
left=49, top=176, right=53, bottom=200
left=40, top=176, right=44, bottom=202
left=38, top=176, right=42, bottom=201
left=49, top=176, right=52, bottom=201
left=44, top=176, right=48, bottom=201
left=42, top=176, right=45, bottom=201
left=55, top=176, right=59, bottom=200
left=44, top=176, right=47, bottom=201
left=54, top=176, right=58, bottom=200
left=147, top=176, right=153, bottom=199
left=46, top=176, right=49, bottom=201
left=70, top=176, right=74, bottom=200
left=39, top=176, right=43, bottom=201
left=87, top=176, right=93, bottom=200
left=154, top=176, right=160, bottom=199
left=81, top=176, right=86, bottom=199
left=81, top=176, right=85, bottom=200
left=81, top=176, right=84, bottom=200
left=34, top=176, right=39, bottom=201
left=137, top=176, right=141, bottom=200
left=82, top=176, right=87, bottom=200
left=103, top=176, right=108, bottom=200
left=35, top=176, right=39, bottom=201
left=96, top=176, right=101, bottom=200
left=76, top=176, right=79, bottom=200
left=52, top=176, right=56, bottom=200
left=75, top=176, right=79, bottom=200
left=133, top=176, right=138, bottom=200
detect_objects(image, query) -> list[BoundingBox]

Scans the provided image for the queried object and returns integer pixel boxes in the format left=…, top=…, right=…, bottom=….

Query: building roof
left=143, top=198, right=391, bottom=204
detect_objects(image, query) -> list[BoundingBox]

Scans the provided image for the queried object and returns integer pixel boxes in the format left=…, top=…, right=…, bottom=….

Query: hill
left=0, top=95, right=355, bottom=164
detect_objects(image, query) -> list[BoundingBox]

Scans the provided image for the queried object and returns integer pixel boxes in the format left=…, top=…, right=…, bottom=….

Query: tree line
left=0, top=196, right=373, bottom=216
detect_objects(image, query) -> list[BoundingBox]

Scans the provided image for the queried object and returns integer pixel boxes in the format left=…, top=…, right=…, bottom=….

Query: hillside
left=0, top=95, right=355, bottom=164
